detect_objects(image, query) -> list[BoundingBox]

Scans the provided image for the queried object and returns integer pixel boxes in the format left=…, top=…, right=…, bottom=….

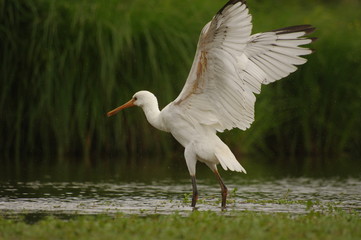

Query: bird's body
left=107, top=0, right=315, bottom=209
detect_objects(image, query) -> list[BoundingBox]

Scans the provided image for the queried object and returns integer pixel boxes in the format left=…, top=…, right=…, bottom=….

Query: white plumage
left=107, top=0, right=315, bottom=209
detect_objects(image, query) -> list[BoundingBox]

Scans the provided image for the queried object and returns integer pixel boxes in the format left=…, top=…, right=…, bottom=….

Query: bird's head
left=107, top=90, right=156, bottom=117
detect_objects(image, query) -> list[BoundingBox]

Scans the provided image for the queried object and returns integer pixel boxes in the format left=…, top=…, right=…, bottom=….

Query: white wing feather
left=173, top=0, right=315, bottom=132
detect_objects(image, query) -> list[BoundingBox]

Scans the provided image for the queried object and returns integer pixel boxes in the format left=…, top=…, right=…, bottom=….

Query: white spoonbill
left=107, top=0, right=315, bottom=209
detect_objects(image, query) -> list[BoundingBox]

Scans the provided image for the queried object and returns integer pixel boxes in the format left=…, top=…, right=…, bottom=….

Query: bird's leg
left=213, top=170, right=228, bottom=210
left=184, top=146, right=198, bottom=209
left=190, top=175, right=198, bottom=209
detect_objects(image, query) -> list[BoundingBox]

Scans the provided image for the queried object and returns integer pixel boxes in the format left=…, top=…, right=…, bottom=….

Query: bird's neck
left=142, top=101, right=167, bottom=132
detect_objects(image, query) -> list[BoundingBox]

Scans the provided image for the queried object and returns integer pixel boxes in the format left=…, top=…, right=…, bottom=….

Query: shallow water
left=1, top=178, right=361, bottom=216
left=1, top=157, right=360, bottom=218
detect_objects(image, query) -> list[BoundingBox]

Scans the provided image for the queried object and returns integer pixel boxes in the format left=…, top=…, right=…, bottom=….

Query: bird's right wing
left=172, top=0, right=315, bottom=132
left=243, top=25, right=316, bottom=85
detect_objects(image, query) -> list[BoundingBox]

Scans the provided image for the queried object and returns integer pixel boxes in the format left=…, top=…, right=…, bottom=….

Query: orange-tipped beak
left=107, top=99, right=135, bottom=117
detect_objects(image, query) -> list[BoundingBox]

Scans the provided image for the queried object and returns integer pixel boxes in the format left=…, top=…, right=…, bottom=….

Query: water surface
left=1, top=157, right=360, bottom=218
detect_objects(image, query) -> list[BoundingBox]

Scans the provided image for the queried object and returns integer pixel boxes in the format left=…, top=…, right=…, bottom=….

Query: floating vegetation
left=1, top=209, right=360, bottom=240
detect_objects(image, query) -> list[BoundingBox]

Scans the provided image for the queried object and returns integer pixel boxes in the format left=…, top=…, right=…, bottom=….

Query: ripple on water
left=0, top=177, right=360, bottom=216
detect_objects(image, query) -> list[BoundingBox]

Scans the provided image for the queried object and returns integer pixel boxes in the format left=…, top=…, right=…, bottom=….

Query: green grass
left=1, top=0, right=360, bottom=159
left=0, top=210, right=360, bottom=240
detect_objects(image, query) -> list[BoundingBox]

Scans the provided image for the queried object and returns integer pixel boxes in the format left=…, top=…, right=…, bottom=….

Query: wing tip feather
left=309, top=37, right=318, bottom=42
left=273, top=25, right=316, bottom=36
left=217, top=0, right=247, bottom=15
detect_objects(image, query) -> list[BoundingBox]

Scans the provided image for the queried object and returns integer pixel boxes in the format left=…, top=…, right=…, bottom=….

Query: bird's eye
left=134, top=97, right=137, bottom=101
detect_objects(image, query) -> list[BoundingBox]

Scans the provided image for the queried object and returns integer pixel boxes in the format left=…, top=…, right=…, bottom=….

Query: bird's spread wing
left=173, top=0, right=315, bottom=132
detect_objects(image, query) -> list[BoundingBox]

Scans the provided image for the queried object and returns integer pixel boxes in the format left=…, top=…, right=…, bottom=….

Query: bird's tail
left=215, top=144, right=247, bottom=174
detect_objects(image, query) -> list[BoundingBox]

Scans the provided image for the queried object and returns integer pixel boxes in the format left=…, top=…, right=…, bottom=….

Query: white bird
left=107, top=0, right=315, bottom=209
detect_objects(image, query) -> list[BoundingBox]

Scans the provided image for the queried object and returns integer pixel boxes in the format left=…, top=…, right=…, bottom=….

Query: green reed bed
left=1, top=0, right=360, bottom=159
left=0, top=210, right=360, bottom=240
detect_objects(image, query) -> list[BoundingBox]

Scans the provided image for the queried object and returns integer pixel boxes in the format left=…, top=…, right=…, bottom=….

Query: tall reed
left=1, top=0, right=360, bottom=160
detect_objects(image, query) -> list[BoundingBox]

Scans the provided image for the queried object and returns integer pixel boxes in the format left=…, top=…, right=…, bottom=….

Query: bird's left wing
left=173, top=0, right=313, bottom=132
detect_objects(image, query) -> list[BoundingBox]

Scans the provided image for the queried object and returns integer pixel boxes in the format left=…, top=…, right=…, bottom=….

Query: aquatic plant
left=0, top=210, right=360, bottom=240
left=0, top=0, right=360, bottom=160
